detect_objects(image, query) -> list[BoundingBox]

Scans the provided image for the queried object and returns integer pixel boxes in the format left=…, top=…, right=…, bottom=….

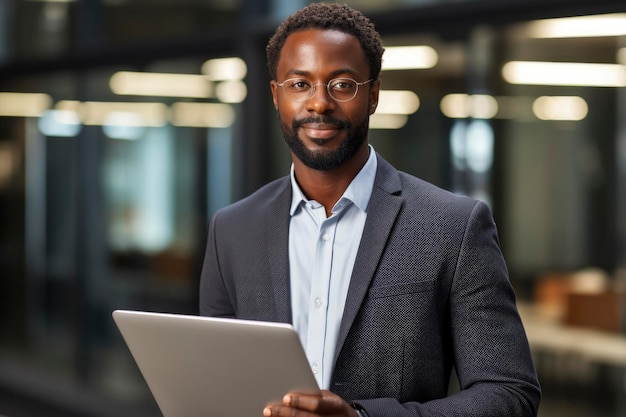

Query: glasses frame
left=275, top=77, right=374, bottom=103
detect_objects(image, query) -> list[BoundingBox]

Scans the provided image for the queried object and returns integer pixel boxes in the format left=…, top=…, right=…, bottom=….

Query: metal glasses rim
left=276, top=77, right=374, bottom=102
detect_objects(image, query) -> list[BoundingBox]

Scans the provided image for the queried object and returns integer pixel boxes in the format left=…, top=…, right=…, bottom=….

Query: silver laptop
left=112, top=310, right=320, bottom=417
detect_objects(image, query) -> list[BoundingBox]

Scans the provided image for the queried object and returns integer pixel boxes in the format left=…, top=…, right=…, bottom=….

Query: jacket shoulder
left=212, top=176, right=291, bottom=221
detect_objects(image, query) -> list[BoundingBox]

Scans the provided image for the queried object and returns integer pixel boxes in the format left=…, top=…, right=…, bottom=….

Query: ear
left=270, top=80, right=279, bottom=110
left=368, top=79, right=381, bottom=115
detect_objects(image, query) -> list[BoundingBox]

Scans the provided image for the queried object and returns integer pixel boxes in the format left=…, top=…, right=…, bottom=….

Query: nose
left=305, top=83, right=336, bottom=114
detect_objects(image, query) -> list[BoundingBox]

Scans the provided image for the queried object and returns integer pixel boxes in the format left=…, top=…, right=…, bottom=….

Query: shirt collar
left=289, top=145, right=377, bottom=216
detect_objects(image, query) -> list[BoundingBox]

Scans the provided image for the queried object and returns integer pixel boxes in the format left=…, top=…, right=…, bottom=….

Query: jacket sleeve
left=355, top=201, right=541, bottom=417
left=199, top=211, right=237, bottom=318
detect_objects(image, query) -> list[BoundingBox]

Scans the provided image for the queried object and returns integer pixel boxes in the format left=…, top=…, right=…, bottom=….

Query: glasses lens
left=282, top=79, right=312, bottom=101
left=328, top=79, right=358, bottom=102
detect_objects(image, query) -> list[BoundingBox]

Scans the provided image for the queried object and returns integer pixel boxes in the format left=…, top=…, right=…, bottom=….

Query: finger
left=263, top=403, right=297, bottom=417
left=284, top=393, right=318, bottom=410
left=285, top=390, right=346, bottom=414
left=263, top=401, right=287, bottom=417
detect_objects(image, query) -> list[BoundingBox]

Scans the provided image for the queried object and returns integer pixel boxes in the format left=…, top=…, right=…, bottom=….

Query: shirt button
left=322, top=234, right=330, bottom=241
left=311, top=363, right=319, bottom=374
left=314, top=297, right=323, bottom=308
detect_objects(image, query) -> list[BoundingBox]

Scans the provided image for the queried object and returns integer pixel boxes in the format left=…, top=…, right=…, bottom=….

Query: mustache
left=292, top=116, right=350, bottom=130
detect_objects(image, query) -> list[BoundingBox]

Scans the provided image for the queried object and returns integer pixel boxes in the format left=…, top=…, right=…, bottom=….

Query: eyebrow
left=286, top=68, right=360, bottom=79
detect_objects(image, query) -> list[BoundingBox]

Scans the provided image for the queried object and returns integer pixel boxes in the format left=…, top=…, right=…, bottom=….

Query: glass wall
left=0, top=1, right=624, bottom=416
left=0, top=55, right=246, bottom=414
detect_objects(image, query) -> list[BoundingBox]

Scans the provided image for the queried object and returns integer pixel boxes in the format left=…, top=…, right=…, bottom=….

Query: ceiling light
left=83, top=102, right=167, bottom=126
left=110, top=71, right=212, bottom=98
left=376, top=90, right=420, bottom=114
left=215, top=80, right=247, bottom=103
left=202, top=57, right=247, bottom=81
left=369, top=114, right=408, bottom=129
left=56, top=101, right=167, bottom=126
left=441, top=94, right=470, bottom=119
left=533, top=96, right=588, bottom=121
left=470, top=95, right=498, bottom=119
left=0, top=93, right=52, bottom=117
left=502, top=61, right=626, bottom=87
left=382, top=46, right=438, bottom=70
left=440, top=94, right=498, bottom=119
left=170, top=102, right=235, bottom=128
left=55, top=100, right=81, bottom=113
left=527, top=13, right=626, bottom=38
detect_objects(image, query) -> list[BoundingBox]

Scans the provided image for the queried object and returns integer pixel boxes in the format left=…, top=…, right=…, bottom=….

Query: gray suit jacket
left=199, top=154, right=541, bottom=417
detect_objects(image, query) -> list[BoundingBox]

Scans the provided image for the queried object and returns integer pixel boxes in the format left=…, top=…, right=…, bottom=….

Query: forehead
left=277, top=29, right=368, bottom=79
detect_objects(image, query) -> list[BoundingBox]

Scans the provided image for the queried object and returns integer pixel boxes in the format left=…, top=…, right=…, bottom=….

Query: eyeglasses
left=275, top=78, right=374, bottom=103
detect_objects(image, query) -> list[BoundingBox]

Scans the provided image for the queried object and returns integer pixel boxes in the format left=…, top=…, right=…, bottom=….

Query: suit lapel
left=334, top=156, right=403, bottom=362
left=265, top=179, right=293, bottom=324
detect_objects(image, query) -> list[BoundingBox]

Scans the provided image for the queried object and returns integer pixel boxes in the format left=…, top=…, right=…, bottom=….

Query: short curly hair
left=266, top=2, right=384, bottom=81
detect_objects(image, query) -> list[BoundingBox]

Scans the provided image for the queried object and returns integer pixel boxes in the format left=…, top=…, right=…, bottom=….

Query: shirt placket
left=306, top=209, right=337, bottom=387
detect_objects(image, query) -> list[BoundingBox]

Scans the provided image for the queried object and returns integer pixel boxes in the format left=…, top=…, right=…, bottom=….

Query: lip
left=300, top=123, right=343, bottom=140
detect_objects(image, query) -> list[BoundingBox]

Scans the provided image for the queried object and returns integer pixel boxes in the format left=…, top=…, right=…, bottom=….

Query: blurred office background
left=0, top=0, right=625, bottom=416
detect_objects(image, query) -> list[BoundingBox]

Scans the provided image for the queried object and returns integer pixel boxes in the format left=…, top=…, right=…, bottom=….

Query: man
left=199, top=3, right=540, bottom=417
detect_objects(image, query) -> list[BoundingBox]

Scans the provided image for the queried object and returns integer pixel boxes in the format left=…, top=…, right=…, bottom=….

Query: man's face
left=270, top=29, right=380, bottom=171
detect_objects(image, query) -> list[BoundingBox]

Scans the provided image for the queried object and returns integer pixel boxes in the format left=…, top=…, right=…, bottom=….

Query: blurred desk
left=518, top=302, right=626, bottom=367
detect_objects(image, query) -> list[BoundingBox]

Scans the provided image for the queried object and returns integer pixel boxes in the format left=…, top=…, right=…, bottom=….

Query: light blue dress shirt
left=288, top=146, right=377, bottom=389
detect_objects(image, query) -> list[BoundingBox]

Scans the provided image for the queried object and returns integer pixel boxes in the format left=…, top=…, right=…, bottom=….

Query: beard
left=279, top=114, right=369, bottom=171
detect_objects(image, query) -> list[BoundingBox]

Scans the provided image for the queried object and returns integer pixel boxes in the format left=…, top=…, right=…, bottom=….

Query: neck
left=292, top=144, right=370, bottom=216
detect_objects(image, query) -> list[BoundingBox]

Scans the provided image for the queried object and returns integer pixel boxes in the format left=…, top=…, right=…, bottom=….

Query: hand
left=263, top=390, right=359, bottom=417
